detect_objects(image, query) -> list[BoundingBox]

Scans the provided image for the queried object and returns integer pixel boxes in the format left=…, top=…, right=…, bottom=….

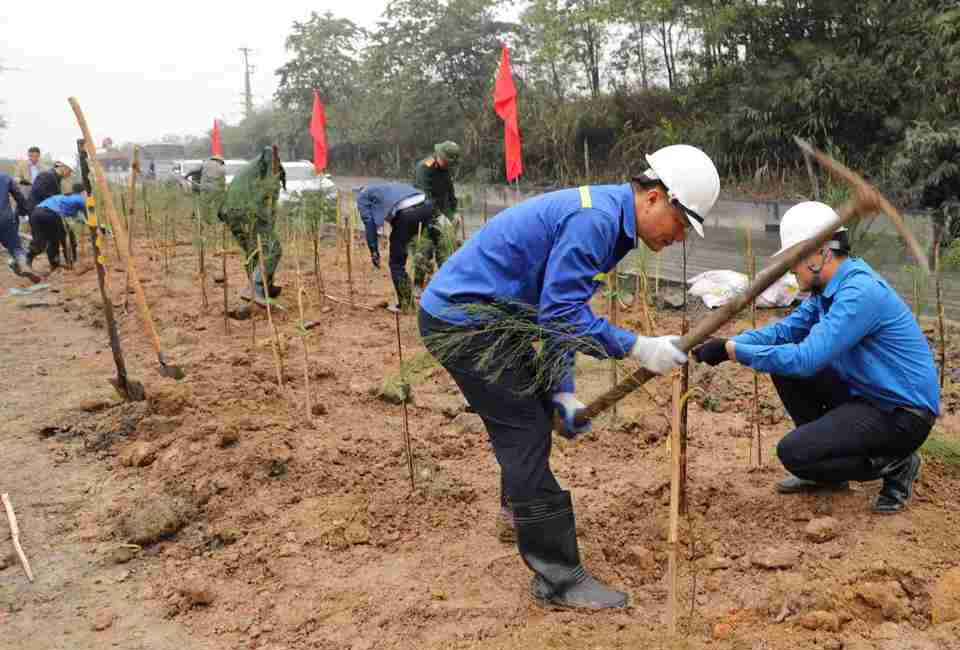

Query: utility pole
left=239, top=47, right=255, bottom=119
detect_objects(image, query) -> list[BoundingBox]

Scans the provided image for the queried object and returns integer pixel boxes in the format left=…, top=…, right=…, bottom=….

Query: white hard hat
left=774, top=201, right=846, bottom=257
left=643, top=144, right=720, bottom=238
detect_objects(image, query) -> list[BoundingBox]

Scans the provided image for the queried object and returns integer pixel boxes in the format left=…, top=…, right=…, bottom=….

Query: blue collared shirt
left=39, top=193, right=87, bottom=220
left=733, top=258, right=940, bottom=415
left=421, top=183, right=640, bottom=392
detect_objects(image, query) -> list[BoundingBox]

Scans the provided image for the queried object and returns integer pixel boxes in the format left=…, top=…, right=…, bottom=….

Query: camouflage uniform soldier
left=412, top=140, right=460, bottom=286
left=219, top=146, right=286, bottom=305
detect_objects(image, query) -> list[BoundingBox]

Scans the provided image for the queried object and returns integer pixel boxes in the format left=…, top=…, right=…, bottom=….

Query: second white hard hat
left=643, top=144, right=720, bottom=238
left=774, top=201, right=846, bottom=256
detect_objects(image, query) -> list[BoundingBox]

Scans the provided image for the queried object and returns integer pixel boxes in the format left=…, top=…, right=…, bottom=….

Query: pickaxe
left=561, top=137, right=931, bottom=433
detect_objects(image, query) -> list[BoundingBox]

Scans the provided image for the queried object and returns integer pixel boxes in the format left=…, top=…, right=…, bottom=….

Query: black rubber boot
left=872, top=453, right=922, bottom=514
left=513, top=491, right=627, bottom=610
left=776, top=476, right=850, bottom=494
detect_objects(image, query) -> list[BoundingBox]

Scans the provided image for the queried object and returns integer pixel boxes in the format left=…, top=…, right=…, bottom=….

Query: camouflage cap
left=434, top=141, right=461, bottom=163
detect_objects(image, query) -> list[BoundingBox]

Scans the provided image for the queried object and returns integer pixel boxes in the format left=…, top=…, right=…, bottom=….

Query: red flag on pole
left=494, top=46, right=523, bottom=182
left=310, top=91, right=328, bottom=173
left=211, top=119, right=223, bottom=157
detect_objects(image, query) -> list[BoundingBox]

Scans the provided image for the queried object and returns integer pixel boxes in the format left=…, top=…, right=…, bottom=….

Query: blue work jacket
left=421, top=184, right=641, bottom=392
left=39, top=193, right=87, bottom=220
left=734, top=258, right=939, bottom=415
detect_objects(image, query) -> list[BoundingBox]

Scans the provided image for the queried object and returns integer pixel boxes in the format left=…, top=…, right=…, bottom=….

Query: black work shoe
left=872, top=453, right=922, bottom=515
left=776, top=476, right=850, bottom=494
left=496, top=506, right=516, bottom=544
left=514, top=491, right=628, bottom=611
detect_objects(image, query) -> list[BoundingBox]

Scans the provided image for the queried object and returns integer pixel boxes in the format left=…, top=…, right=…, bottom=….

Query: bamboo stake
left=123, top=147, right=139, bottom=314
left=345, top=199, right=354, bottom=307
left=257, top=234, right=284, bottom=389
left=667, top=375, right=682, bottom=636
left=935, top=225, right=947, bottom=388
left=294, top=226, right=313, bottom=420
left=748, top=228, right=762, bottom=468
left=609, top=266, right=619, bottom=420
left=395, top=310, right=417, bottom=491
left=679, top=240, right=689, bottom=515
left=222, top=223, right=230, bottom=335
left=2, top=493, right=34, bottom=583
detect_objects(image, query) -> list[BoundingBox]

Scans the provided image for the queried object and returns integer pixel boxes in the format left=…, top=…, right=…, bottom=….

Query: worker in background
left=14, top=146, right=45, bottom=193
left=187, top=155, right=227, bottom=221
left=219, top=146, right=285, bottom=307
left=419, top=145, right=720, bottom=610
left=30, top=161, right=74, bottom=210
left=692, top=201, right=939, bottom=514
left=26, top=185, right=87, bottom=271
left=1, top=171, right=38, bottom=281
left=357, top=182, right=434, bottom=312
left=412, top=140, right=460, bottom=288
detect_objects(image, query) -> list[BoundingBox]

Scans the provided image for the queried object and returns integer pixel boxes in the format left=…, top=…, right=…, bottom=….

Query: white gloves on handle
left=630, top=335, right=688, bottom=375
left=551, top=392, right=591, bottom=439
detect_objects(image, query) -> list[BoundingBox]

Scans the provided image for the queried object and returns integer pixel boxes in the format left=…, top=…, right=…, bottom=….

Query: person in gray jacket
left=357, top=183, right=434, bottom=311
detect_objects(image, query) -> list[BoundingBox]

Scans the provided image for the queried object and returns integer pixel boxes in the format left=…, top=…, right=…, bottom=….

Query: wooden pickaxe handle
left=568, top=138, right=928, bottom=430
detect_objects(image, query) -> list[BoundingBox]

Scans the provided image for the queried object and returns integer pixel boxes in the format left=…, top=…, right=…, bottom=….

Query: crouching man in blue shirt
left=693, top=201, right=939, bottom=515
left=26, top=187, right=87, bottom=271
left=357, top=183, right=434, bottom=312
left=419, top=145, right=721, bottom=610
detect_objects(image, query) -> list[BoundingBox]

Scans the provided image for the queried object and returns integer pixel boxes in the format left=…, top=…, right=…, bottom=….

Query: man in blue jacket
left=693, top=201, right=939, bottom=515
left=26, top=189, right=87, bottom=271
left=357, top=182, right=434, bottom=312
left=1, top=171, right=40, bottom=281
left=419, top=144, right=721, bottom=610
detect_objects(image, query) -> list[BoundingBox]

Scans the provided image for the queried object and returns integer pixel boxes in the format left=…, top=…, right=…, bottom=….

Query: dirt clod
left=110, top=546, right=138, bottom=564
left=91, top=611, right=114, bottom=631
left=805, top=516, right=840, bottom=543
left=932, top=566, right=960, bottom=624
left=345, top=522, right=370, bottom=545
left=800, top=610, right=841, bottom=632
left=752, top=546, right=801, bottom=570
left=118, top=497, right=187, bottom=546
left=856, top=581, right=909, bottom=621
left=178, top=579, right=216, bottom=608
left=121, top=441, right=157, bottom=467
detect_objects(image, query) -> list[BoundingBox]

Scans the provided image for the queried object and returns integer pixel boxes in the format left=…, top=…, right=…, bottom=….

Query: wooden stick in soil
left=935, top=226, right=947, bottom=388
left=609, top=266, right=619, bottom=420
left=566, top=140, right=929, bottom=431
left=123, top=146, right=140, bottom=314
left=679, top=240, right=690, bottom=515
left=667, top=374, right=682, bottom=636
left=70, top=97, right=184, bottom=380
left=222, top=223, right=230, bottom=334
left=294, top=227, right=313, bottom=420
left=748, top=229, right=762, bottom=468
left=345, top=200, right=354, bottom=307
left=2, top=493, right=34, bottom=583
left=395, top=310, right=417, bottom=491
left=257, top=234, right=284, bottom=389
left=313, top=225, right=325, bottom=308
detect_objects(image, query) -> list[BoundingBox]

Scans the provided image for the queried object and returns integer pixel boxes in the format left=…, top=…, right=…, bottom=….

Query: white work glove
left=630, top=335, right=688, bottom=375
left=437, top=214, right=452, bottom=228
left=551, top=392, right=591, bottom=439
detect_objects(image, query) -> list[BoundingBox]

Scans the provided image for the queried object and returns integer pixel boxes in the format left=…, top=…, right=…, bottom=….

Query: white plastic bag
left=688, top=270, right=800, bottom=309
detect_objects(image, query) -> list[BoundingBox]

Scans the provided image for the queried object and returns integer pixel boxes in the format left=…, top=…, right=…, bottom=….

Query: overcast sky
left=0, top=1, right=387, bottom=160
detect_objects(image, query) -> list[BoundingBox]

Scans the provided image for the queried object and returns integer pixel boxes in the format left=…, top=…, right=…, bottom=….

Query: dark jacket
left=30, top=170, right=63, bottom=208
left=414, top=158, right=457, bottom=217
left=357, top=183, right=425, bottom=253
left=1, top=172, right=30, bottom=225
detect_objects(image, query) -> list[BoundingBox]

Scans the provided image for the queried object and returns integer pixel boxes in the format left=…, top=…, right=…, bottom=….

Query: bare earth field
left=2, top=229, right=960, bottom=650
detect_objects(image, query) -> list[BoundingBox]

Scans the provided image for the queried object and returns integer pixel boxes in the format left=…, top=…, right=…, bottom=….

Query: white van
left=279, top=161, right=337, bottom=203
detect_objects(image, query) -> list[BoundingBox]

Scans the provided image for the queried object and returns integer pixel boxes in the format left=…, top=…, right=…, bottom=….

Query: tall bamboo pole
left=257, top=234, right=284, bottom=389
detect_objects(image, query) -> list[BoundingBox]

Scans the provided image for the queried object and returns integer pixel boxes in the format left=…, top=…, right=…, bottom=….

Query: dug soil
left=2, top=230, right=960, bottom=650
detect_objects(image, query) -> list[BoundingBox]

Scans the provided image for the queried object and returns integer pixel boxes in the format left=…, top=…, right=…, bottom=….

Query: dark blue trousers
left=419, top=307, right=562, bottom=505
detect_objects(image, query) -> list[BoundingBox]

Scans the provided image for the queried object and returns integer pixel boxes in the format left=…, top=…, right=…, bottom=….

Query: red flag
left=211, top=119, right=223, bottom=157
left=310, top=91, right=328, bottom=173
left=493, top=46, right=523, bottom=182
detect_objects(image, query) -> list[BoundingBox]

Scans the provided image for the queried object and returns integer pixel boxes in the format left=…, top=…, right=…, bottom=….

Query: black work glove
left=691, top=338, right=730, bottom=366
left=370, top=249, right=381, bottom=269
